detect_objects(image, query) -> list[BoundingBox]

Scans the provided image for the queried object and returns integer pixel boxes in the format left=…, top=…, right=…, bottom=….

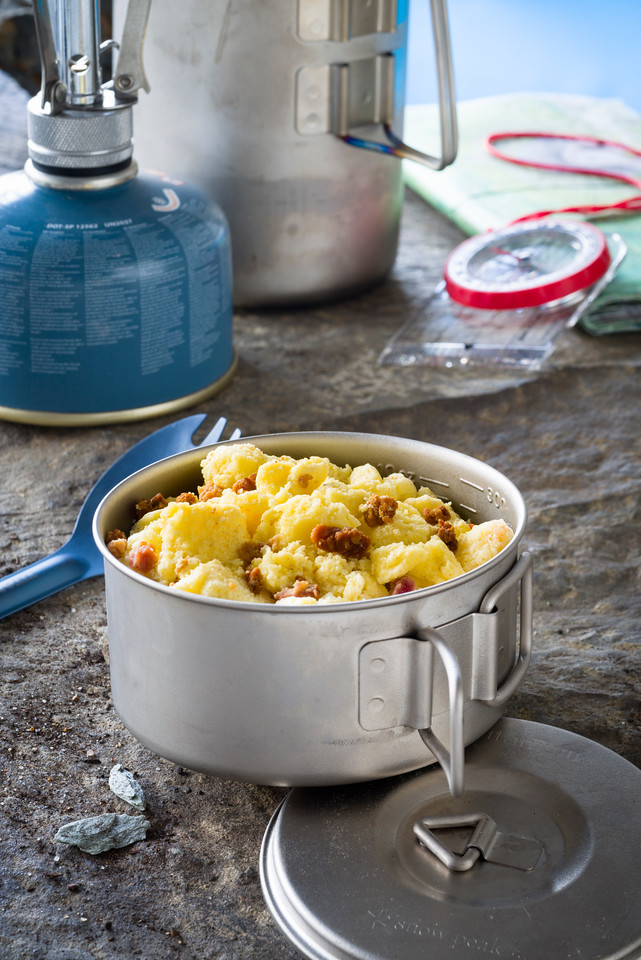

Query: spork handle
left=0, top=546, right=91, bottom=621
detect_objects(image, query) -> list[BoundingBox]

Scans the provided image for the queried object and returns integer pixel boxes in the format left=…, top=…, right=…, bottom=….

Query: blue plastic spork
left=0, top=414, right=241, bottom=620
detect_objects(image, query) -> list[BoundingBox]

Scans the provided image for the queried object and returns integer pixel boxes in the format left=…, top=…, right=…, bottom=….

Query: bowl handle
left=416, top=629, right=465, bottom=798
left=479, top=551, right=533, bottom=707
left=358, top=628, right=465, bottom=796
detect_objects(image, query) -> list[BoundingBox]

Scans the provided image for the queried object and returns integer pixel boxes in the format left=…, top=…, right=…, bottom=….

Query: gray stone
left=108, top=763, right=146, bottom=810
left=54, top=812, right=150, bottom=854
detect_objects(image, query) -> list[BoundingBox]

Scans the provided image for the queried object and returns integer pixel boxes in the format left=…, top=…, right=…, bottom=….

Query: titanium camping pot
left=93, top=431, right=531, bottom=788
left=93, top=432, right=641, bottom=960
left=112, top=0, right=458, bottom=306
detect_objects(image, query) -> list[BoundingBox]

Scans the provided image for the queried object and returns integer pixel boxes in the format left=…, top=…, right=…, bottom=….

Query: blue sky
left=407, top=1, right=641, bottom=114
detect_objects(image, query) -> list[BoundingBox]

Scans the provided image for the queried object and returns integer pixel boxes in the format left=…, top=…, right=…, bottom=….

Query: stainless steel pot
left=112, top=0, right=457, bottom=307
left=93, top=432, right=531, bottom=788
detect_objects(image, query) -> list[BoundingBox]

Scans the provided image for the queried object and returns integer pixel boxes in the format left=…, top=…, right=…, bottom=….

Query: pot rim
left=92, top=430, right=527, bottom=613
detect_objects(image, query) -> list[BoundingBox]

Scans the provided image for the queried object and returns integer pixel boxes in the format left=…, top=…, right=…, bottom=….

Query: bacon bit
left=361, top=494, right=398, bottom=527
left=106, top=528, right=126, bottom=544
left=198, top=482, right=223, bottom=501
left=267, top=535, right=282, bottom=552
left=135, top=493, right=168, bottom=520
left=105, top=529, right=127, bottom=558
left=390, top=576, right=416, bottom=595
left=437, top=519, right=458, bottom=552
left=274, top=579, right=320, bottom=601
left=232, top=473, right=257, bottom=494
left=310, top=524, right=371, bottom=560
left=129, top=542, right=158, bottom=573
left=423, top=504, right=451, bottom=525
left=245, top=566, right=263, bottom=594
left=238, top=541, right=264, bottom=565
left=176, top=491, right=198, bottom=504
left=297, top=473, right=313, bottom=489
left=107, top=538, right=127, bottom=559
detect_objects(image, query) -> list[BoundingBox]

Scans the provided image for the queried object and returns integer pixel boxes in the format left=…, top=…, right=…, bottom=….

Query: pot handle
left=417, top=629, right=465, bottom=797
left=479, top=552, right=533, bottom=707
left=338, top=0, right=458, bottom=170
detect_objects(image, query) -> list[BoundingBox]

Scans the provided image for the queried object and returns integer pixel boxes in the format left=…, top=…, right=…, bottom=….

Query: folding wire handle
left=480, top=551, right=533, bottom=707
left=417, top=629, right=465, bottom=797
left=414, top=812, right=543, bottom=872
left=338, top=0, right=458, bottom=170
left=416, top=553, right=533, bottom=796
left=414, top=554, right=540, bottom=872
left=358, top=553, right=533, bottom=800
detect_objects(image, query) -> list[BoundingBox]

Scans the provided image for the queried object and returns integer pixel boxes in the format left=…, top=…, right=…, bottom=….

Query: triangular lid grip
left=414, top=812, right=543, bottom=872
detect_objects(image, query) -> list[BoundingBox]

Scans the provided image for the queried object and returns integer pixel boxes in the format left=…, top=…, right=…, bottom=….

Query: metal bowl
left=93, top=432, right=531, bottom=787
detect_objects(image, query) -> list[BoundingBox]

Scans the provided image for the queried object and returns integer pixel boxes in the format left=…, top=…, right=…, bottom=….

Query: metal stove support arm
left=32, top=0, right=65, bottom=111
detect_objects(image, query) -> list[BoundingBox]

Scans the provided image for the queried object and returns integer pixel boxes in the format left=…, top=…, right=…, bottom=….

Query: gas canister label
left=0, top=171, right=233, bottom=415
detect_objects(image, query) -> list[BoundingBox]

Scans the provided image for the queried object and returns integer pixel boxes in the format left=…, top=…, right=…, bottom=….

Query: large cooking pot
left=112, top=0, right=457, bottom=307
left=93, top=432, right=531, bottom=788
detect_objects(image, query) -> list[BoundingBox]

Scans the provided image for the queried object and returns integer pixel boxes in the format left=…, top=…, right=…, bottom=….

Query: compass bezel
left=444, top=220, right=611, bottom=309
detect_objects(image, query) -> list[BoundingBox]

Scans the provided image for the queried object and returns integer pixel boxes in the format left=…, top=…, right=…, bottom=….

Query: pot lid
left=260, top=718, right=641, bottom=960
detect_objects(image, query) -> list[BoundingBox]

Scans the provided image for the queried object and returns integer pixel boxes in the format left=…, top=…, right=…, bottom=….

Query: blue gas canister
left=0, top=0, right=235, bottom=426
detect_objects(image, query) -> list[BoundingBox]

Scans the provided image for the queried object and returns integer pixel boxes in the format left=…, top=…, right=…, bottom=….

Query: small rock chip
left=108, top=764, right=146, bottom=810
left=54, top=813, right=150, bottom=854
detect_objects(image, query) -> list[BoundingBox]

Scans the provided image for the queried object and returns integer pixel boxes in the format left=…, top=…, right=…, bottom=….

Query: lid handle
left=414, top=812, right=543, bottom=872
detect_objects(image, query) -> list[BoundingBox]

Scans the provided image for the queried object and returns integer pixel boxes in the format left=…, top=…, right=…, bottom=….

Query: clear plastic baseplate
left=379, top=233, right=626, bottom=370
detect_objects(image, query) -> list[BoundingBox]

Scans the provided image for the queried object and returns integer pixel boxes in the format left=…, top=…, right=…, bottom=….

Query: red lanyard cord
left=486, top=131, right=641, bottom=221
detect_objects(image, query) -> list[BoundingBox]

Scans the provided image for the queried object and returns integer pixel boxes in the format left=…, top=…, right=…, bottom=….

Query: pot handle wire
left=479, top=551, right=533, bottom=707
left=417, top=629, right=465, bottom=797
left=338, top=0, right=458, bottom=171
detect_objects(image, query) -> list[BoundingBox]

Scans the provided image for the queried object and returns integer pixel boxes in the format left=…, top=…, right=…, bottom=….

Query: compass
left=443, top=219, right=612, bottom=310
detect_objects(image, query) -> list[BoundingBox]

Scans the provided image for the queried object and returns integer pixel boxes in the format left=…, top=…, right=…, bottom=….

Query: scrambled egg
left=106, top=442, right=514, bottom=605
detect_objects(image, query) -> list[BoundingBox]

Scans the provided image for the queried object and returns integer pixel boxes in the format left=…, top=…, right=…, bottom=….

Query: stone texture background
left=0, top=70, right=639, bottom=960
